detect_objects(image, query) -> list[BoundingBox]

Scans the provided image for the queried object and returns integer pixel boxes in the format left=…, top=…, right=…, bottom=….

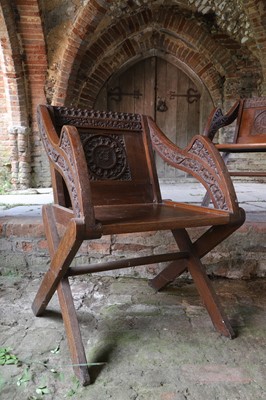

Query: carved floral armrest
left=147, top=116, right=239, bottom=214
left=37, top=105, right=97, bottom=228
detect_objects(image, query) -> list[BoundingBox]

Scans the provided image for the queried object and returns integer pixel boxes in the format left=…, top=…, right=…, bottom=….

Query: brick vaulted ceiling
left=0, top=0, right=265, bottom=188
left=45, top=0, right=266, bottom=107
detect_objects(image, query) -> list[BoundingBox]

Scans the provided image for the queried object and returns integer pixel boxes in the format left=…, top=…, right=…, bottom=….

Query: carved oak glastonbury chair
left=32, top=105, right=245, bottom=385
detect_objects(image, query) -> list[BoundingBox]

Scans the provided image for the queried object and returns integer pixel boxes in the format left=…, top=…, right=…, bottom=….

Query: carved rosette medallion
left=253, top=110, right=266, bottom=134
left=81, top=134, right=131, bottom=181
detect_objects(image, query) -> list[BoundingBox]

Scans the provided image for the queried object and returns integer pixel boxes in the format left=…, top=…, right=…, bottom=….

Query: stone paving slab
left=0, top=182, right=265, bottom=216
left=0, top=275, right=266, bottom=399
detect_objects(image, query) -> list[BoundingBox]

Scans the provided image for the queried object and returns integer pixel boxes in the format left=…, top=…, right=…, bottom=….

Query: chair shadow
left=230, top=304, right=262, bottom=338
left=42, top=308, right=116, bottom=383
left=41, top=308, right=63, bottom=321
left=87, top=342, right=116, bottom=384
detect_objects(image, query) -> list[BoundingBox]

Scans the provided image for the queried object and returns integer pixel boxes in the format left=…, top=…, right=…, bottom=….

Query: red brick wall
left=0, top=68, right=9, bottom=173
left=0, top=1, right=265, bottom=189
left=0, top=214, right=266, bottom=279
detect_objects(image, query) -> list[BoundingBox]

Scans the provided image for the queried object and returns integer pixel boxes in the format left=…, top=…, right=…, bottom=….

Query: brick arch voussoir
left=53, top=0, right=110, bottom=106
left=76, top=18, right=243, bottom=98
left=76, top=43, right=139, bottom=108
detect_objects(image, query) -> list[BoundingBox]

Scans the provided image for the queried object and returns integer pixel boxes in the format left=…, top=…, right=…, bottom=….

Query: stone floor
left=1, top=274, right=266, bottom=400
left=0, top=181, right=266, bottom=216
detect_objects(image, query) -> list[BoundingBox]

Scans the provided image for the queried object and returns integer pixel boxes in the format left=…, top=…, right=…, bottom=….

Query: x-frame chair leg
left=171, top=228, right=235, bottom=338
left=149, top=259, right=187, bottom=291
left=32, top=205, right=84, bottom=316
left=57, top=277, right=91, bottom=385
left=149, top=210, right=245, bottom=292
left=32, top=205, right=91, bottom=385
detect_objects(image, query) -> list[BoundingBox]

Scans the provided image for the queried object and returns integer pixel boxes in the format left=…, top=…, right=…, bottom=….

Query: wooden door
left=95, top=57, right=213, bottom=181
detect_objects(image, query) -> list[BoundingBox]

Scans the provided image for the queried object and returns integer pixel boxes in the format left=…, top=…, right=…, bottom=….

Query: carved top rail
left=49, top=106, right=142, bottom=133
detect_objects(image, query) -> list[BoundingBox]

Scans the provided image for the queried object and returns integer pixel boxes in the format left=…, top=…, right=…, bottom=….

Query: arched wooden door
left=95, top=57, right=213, bottom=181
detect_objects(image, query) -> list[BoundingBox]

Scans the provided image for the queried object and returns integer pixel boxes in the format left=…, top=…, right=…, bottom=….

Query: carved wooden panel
left=80, top=133, right=131, bottom=181
left=150, top=129, right=228, bottom=210
left=244, top=97, right=266, bottom=108
left=51, top=107, right=142, bottom=132
left=207, top=104, right=240, bottom=140
left=37, top=109, right=82, bottom=216
left=253, top=110, right=266, bottom=135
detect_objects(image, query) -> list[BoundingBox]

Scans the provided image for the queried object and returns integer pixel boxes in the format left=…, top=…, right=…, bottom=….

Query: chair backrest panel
left=78, top=127, right=160, bottom=205
left=236, top=98, right=266, bottom=144
left=48, top=106, right=162, bottom=206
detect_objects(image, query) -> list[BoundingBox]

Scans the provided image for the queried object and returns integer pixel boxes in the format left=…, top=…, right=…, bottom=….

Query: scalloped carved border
left=253, top=110, right=266, bottom=134
left=244, top=97, right=266, bottom=108
left=52, top=107, right=142, bottom=131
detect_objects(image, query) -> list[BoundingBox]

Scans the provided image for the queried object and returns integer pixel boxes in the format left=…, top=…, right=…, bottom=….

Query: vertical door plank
left=94, top=85, right=108, bottom=111
left=118, top=68, right=135, bottom=113
left=143, top=57, right=156, bottom=118
left=156, top=58, right=168, bottom=179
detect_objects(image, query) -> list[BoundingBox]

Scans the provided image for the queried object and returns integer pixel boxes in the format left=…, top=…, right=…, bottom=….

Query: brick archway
left=73, top=28, right=226, bottom=108
left=53, top=3, right=262, bottom=109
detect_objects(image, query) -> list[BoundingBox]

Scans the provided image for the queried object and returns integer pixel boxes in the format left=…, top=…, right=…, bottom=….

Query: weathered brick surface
left=0, top=215, right=265, bottom=279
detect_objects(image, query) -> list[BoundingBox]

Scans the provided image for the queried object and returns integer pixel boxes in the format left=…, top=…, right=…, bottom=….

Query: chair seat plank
left=96, top=203, right=231, bottom=235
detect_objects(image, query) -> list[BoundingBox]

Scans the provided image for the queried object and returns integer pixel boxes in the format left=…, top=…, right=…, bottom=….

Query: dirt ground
left=1, top=273, right=266, bottom=400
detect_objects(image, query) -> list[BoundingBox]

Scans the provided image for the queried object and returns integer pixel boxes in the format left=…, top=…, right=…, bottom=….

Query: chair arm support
left=147, top=116, right=240, bottom=213
left=203, top=100, right=241, bottom=141
left=37, top=105, right=98, bottom=229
